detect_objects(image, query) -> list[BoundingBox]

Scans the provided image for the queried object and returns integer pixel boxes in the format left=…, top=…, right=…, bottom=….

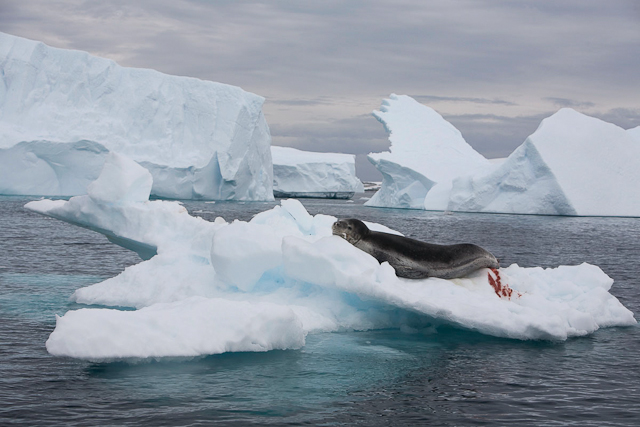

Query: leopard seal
left=332, top=218, right=499, bottom=279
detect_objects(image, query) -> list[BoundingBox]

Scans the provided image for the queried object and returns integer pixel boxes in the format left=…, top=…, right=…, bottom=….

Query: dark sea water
left=1, top=195, right=639, bottom=426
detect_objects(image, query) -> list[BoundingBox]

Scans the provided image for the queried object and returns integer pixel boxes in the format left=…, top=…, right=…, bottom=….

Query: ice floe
left=25, top=154, right=636, bottom=360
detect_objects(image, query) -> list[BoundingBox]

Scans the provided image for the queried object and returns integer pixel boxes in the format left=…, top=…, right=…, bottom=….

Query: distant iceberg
left=367, top=94, right=640, bottom=217
left=25, top=153, right=635, bottom=360
left=271, top=146, right=364, bottom=199
left=365, top=94, right=490, bottom=209
left=0, top=32, right=273, bottom=200
left=449, top=109, right=640, bottom=216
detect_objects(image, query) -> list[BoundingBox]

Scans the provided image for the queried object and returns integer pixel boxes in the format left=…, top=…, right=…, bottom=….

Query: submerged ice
left=0, top=32, right=273, bottom=200
left=367, top=95, right=640, bottom=217
left=25, top=153, right=636, bottom=361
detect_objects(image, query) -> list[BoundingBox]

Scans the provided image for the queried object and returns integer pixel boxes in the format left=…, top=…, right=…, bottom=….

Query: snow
left=47, top=298, right=304, bottom=359
left=271, top=146, right=364, bottom=199
left=365, top=94, right=489, bottom=209
left=366, top=95, right=640, bottom=217
left=0, top=32, right=273, bottom=200
left=449, top=109, right=640, bottom=216
left=0, top=140, right=107, bottom=196
left=24, top=153, right=635, bottom=360
left=87, top=152, right=153, bottom=204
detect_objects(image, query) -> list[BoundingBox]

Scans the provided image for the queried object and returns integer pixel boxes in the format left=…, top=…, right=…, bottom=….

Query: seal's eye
left=348, top=225, right=352, bottom=230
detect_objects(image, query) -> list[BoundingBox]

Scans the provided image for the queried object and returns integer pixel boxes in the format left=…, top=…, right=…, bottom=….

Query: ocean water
left=1, top=195, right=639, bottom=426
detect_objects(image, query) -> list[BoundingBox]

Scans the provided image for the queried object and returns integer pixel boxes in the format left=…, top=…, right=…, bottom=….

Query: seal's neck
left=351, top=236, right=361, bottom=246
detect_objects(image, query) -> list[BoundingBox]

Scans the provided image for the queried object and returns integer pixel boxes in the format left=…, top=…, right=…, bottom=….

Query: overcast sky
left=2, top=0, right=639, bottom=180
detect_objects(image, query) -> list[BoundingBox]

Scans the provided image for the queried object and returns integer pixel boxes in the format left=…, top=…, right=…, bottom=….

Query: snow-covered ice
left=47, top=298, right=304, bottom=359
left=271, top=146, right=364, bottom=199
left=365, top=94, right=490, bottom=209
left=449, top=109, right=640, bottom=216
left=0, top=32, right=273, bottom=200
left=0, top=140, right=108, bottom=197
left=366, top=94, right=640, bottom=217
left=25, top=153, right=636, bottom=361
left=87, top=152, right=153, bottom=205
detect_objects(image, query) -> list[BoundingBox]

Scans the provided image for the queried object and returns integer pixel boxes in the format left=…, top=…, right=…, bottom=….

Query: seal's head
left=332, top=218, right=370, bottom=245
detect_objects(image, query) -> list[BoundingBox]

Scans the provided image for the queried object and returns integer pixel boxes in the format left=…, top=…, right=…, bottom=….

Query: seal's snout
left=332, top=220, right=347, bottom=240
left=333, top=219, right=362, bottom=244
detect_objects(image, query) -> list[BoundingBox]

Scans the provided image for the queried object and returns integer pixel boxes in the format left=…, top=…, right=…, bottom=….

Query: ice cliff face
left=365, top=94, right=489, bottom=209
left=366, top=95, right=640, bottom=217
left=0, top=140, right=108, bottom=196
left=449, top=109, right=640, bottom=216
left=0, top=32, right=273, bottom=200
left=271, top=146, right=364, bottom=199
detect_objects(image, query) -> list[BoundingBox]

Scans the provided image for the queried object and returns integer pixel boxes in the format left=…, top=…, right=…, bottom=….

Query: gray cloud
left=544, top=98, right=596, bottom=109
left=411, top=95, right=517, bottom=106
left=270, top=115, right=388, bottom=154
left=593, top=108, right=640, bottom=130
left=444, top=112, right=553, bottom=158
left=5, top=0, right=638, bottom=96
left=268, top=97, right=334, bottom=107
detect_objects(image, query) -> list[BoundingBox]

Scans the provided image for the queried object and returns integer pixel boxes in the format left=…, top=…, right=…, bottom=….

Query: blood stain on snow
left=488, top=268, right=521, bottom=300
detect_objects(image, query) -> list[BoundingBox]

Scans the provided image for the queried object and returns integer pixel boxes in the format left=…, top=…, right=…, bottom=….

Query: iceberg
left=365, top=94, right=490, bottom=209
left=0, top=140, right=108, bottom=197
left=0, top=32, right=273, bottom=200
left=449, top=109, right=640, bottom=216
left=628, top=125, right=640, bottom=142
left=271, top=146, right=364, bottom=199
left=24, top=152, right=635, bottom=360
left=366, top=95, right=640, bottom=217
left=87, top=152, right=153, bottom=204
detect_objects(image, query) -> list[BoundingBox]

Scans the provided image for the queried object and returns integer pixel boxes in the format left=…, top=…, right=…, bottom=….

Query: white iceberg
left=25, top=153, right=636, bottom=360
left=87, top=152, right=153, bottom=205
left=47, top=298, right=304, bottom=360
left=365, top=94, right=490, bottom=209
left=271, top=146, right=364, bottom=199
left=366, top=95, right=640, bottom=217
left=0, top=140, right=108, bottom=197
left=0, top=32, right=273, bottom=200
left=449, top=109, right=640, bottom=216
left=628, top=126, right=640, bottom=142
